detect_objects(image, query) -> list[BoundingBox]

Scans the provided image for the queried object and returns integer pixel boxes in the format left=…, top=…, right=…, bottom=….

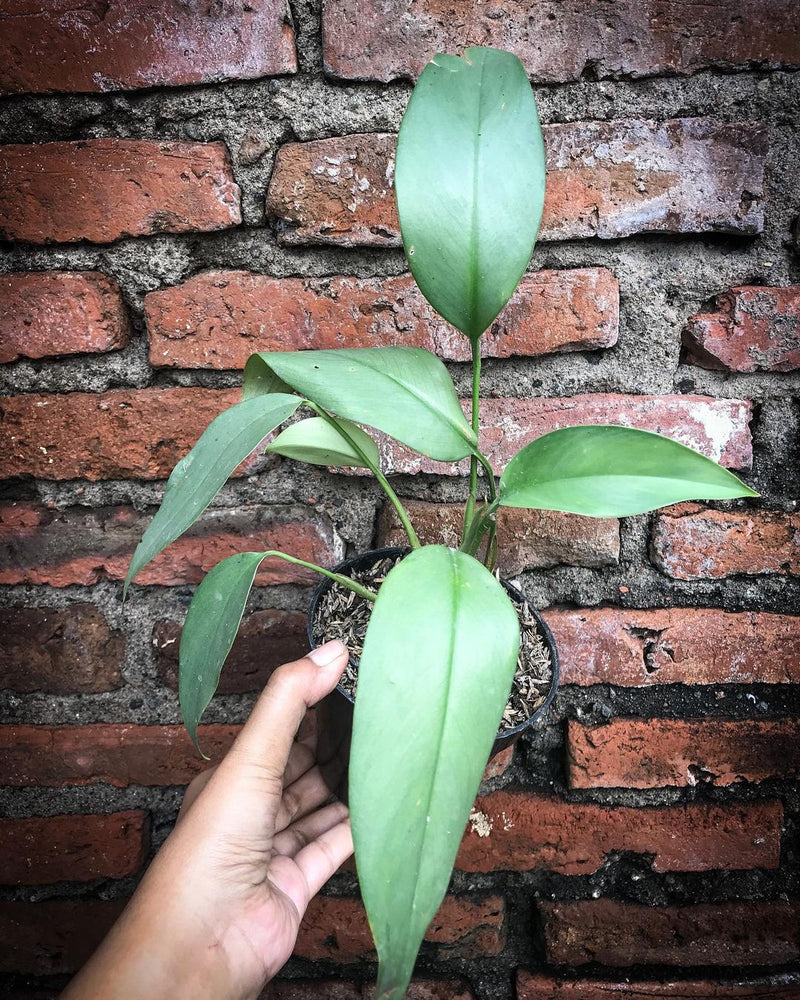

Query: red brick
left=651, top=504, right=799, bottom=579
left=0, top=272, right=131, bottom=363
left=0, top=811, right=148, bottom=885
left=0, top=387, right=245, bottom=480
left=0, top=604, right=124, bottom=694
left=262, top=979, right=475, bottom=1000
left=456, top=793, right=780, bottom=874
left=154, top=609, right=308, bottom=693
left=0, top=0, right=296, bottom=95
left=484, top=745, right=514, bottom=781
left=0, top=503, right=342, bottom=587
left=266, top=121, right=766, bottom=246
left=0, top=140, right=241, bottom=245
left=364, top=396, right=752, bottom=476
left=402, top=985, right=474, bottom=1000
left=0, top=899, right=125, bottom=974
left=378, top=501, right=619, bottom=573
left=323, top=0, right=800, bottom=83
left=516, top=972, right=800, bottom=998
left=10, top=716, right=490, bottom=816
left=684, top=286, right=800, bottom=372
left=568, top=719, right=800, bottom=789
left=540, top=899, right=800, bottom=967
left=296, top=895, right=504, bottom=962
left=0, top=724, right=241, bottom=788
left=547, top=608, right=800, bottom=686
left=261, top=985, right=362, bottom=1000
left=145, top=268, right=619, bottom=368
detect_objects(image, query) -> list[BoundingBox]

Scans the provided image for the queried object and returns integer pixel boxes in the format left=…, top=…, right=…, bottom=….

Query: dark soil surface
left=310, top=552, right=554, bottom=730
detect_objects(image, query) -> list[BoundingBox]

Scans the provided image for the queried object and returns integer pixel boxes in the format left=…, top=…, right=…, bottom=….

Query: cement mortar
left=1, top=10, right=799, bottom=998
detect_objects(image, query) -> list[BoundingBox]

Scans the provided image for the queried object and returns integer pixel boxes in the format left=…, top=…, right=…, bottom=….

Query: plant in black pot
left=125, top=47, right=756, bottom=1000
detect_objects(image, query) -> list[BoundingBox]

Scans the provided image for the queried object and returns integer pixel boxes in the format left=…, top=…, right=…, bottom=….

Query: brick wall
left=0, top=2, right=799, bottom=998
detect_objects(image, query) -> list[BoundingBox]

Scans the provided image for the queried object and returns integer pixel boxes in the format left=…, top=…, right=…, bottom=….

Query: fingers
left=294, top=818, right=353, bottom=900
left=178, top=728, right=321, bottom=827
left=274, top=764, right=332, bottom=833
left=273, top=800, right=349, bottom=858
left=230, top=640, right=348, bottom=781
left=283, top=738, right=317, bottom=788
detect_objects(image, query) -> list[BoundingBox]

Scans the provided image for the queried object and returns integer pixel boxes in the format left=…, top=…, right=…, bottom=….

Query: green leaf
left=395, top=46, right=546, bottom=342
left=349, top=546, right=520, bottom=1000
left=244, top=347, right=476, bottom=462
left=499, top=425, right=759, bottom=517
left=179, top=551, right=266, bottom=752
left=124, top=394, right=301, bottom=596
left=266, top=416, right=380, bottom=468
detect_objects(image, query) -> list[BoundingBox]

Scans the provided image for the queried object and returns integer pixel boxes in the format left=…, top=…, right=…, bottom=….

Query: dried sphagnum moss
left=311, top=554, right=553, bottom=732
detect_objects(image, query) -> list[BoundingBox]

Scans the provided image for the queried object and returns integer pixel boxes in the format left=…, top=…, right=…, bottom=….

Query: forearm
left=61, top=862, right=249, bottom=1000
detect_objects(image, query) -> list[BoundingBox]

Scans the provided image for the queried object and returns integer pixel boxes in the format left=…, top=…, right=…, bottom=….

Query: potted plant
left=125, top=47, right=756, bottom=1000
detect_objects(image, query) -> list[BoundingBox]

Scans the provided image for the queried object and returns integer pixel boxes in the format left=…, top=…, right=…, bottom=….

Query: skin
left=62, top=639, right=353, bottom=1000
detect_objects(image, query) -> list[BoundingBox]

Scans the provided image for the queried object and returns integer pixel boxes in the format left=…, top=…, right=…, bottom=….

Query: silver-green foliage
left=124, top=45, right=757, bottom=1000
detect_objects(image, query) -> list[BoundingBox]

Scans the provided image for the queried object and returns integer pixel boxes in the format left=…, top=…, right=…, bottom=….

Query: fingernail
left=309, top=639, right=347, bottom=666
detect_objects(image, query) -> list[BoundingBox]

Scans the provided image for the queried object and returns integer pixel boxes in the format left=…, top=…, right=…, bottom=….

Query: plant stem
left=308, top=404, right=421, bottom=550
left=464, top=341, right=482, bottom=529
left=263, top=550, right=377, bottom=602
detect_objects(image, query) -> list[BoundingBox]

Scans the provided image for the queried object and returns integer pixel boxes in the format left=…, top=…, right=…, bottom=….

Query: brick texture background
left=0, top=2, right=799, bottom=999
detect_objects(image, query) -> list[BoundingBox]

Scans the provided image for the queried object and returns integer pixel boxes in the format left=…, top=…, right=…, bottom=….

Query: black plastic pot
left=308, top=546, right=560, bottom=801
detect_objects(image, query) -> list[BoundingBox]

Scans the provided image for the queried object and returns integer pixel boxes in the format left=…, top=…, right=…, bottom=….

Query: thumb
left=231, top=640, right=349, bottom=774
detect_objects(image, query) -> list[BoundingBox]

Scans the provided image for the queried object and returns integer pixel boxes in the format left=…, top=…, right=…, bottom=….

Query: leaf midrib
left=330, top=352, right=476, bottom=451
left=467, top=54, right=488, bottom=338
left=406, top=551, right=459, bottom=937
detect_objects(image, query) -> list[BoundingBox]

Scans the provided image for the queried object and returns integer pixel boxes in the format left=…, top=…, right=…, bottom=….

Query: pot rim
left=306, top=545, right=560, bottom=735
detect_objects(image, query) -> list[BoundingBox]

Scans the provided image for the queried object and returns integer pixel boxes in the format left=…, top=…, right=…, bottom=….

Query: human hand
left=63, top=639, right=353, bottom=1000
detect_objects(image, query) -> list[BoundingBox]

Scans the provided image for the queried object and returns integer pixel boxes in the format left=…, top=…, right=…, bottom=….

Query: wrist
left=62, top=878, right=259, bottom=1000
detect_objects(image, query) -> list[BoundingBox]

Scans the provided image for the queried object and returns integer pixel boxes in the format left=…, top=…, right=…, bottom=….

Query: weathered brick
left=378, top=501, right=619, bottom=573
left=0, top=0, right=296, bottom=95
left=0, top=899, right=125, bottom=974
left=516, top=972, right=800, bottom=999
left=0, top=721, right=510, bottom=791
left=0, top=811, right=148, bottom=885
left=568, top=719, right=800, bottom=788
left=0, top=272, right=131, bottom=364
left=541, top=899, right=800, bottom=967
left=0, top=724, right=241, bottom=788
left=261, top=985, right=362, bottom=1000
left=651, top=504, right=799, bottom=579
left=0, top=604, right=124, bottom=694
left=323, top=0, right=800, bottom=83
left=154, top=609, right=308, bottom=693
left=0, top=503, right=342, bottom=587
left=0, top=140, right=241, bottom=245
left=457, top=793, right=780, bottom=874
left=684, top=286, right=800, bottom=372
left=365, top=396, right=752, bottom=476
left=145, top=268, right=619, bottom=368
left=218, top=978, right=472, bottom=1000
left=266, top=121, right=766, bottom=246
left=547, top=608, right=800, bottom=686
left=296, top=895, right=504, bottom=962
left=0, top=387, right=242, bottom=480
left=483, top=745, right=514, bottom=781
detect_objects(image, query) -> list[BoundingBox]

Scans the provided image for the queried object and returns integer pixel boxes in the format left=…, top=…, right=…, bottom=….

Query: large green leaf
left=124, top=394, right=301, bottom=596
left=349, top=546, right=520, bottom=999
left=499, top=425, right=759, bottom=517
left=179, top=551, right=266, bottom=752
left=395, top=46, right=546, bottom=342
left=266, top=416, right=380, bottom=468
left=244, top=348, right=476, bottom=462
